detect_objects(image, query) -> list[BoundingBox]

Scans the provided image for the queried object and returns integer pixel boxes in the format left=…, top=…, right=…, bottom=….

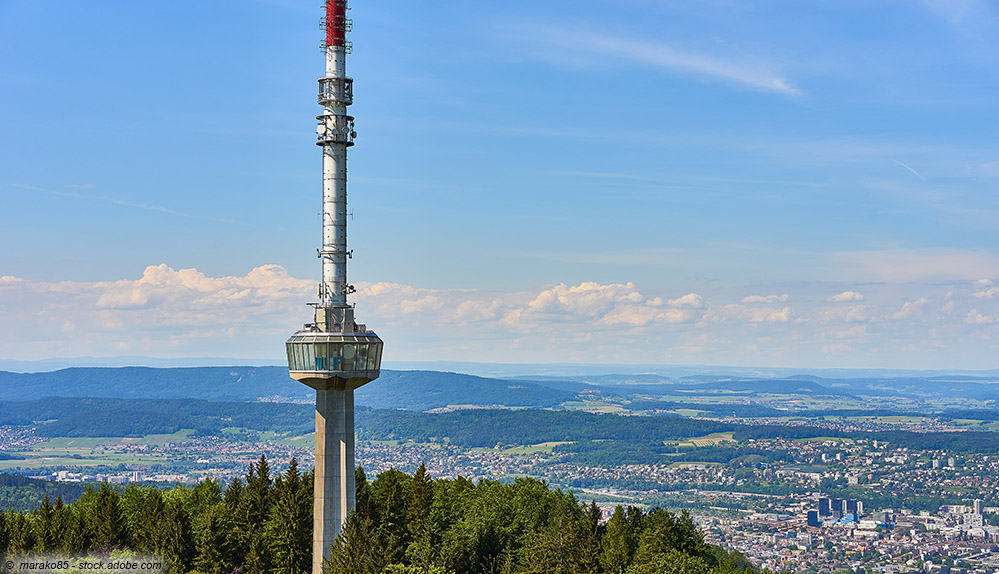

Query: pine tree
left=601, top=506, right=636, bottom=574
left=254, top=455, right=271, bottom=490
left=623, top=547, right=712, bottom=574
left=404, top=464, right=437, bottom=572
left=194, top=503, right=235, bottom=574
left=0, top=509, right=9, bottom=555
left=49, top=497, right=69, bottom=553
left=62, top=507, right=91, bottom=553
left=518, top=497, right=597, bottom=574
left=355, top=467, right=373, bottom=521
left=633, top=509, right=711, bottom=569
left=7, top=510, right=36, bottom=554
left=241, top=455, right=274, bottom=574
left=224, top=476, right=244, bottom=512
left=326, top=512, right=385, bottom=574
left=133, top=488, right=166, bottom=554
left=35, top=494, right=57, bottom=551
left=222, top=476, right=246, bottom=572
left=90, top=483, right=127, bottom=550
left=161, top=498, right=194, bottom=574
left=189, top=479, right=223, bottom=519
left=406, top=463, right=433, bottom=540
left=267, top=457, right=311, bottom=574
left=372, top=467, right=411, bottom=561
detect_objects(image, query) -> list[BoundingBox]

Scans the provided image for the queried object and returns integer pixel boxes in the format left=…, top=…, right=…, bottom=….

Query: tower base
left=313, top=388, right=355, bottom=574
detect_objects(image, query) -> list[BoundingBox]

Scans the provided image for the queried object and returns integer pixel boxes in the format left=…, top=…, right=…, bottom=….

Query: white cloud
left=3, top=267, right=999, bottom=368
left=816, top=305, right=872, bottom=324
left=703, top=304, right=796, bottom=324
left=741, top=294, right=790, bottom=304
left=522, top=25, right=801, bottom=96
left=973, top=287, right=999, bottom=299
left=832, top=325, right=868, bottom=341
left=600, top=306, right=697, bottom=327
left=526, top=281, right=644, bottom=316
left=966, top=309, right=996, bottom=325
left=891, top=298, right=932, bottom=321
left=453, top=299, right=504, bottom=323
left=668, top=293, right=706, bottom=309
left=828, top=291, right=864, bottom=302
left=0, top=264, right=313, bottom=360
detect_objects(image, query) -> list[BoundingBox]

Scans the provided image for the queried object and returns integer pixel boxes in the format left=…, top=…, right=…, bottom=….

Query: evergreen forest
left=0, top=456, right=759, bottom=574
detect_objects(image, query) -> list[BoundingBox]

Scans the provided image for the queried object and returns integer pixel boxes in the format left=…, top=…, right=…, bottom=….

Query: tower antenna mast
left=285, top=3, right=384, bottom=573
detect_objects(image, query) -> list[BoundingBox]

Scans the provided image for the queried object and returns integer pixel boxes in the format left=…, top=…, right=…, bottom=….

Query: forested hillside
left=0, top=458, right=758, bottom=574
left=0, top=368, right=571, bottom=410
left=3, top=397, right=999, bottom=456
left=0, top=474, right=90, bottom=513
left=0, top=397, right=315, bottom=436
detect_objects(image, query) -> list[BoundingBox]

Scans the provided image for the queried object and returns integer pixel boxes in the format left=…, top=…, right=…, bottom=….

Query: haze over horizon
left=3, top=1, right=999, bottom=369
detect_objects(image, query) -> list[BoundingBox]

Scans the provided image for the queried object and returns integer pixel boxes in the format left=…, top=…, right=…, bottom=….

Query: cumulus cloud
left=526, top=282, right=644, bottom=316
left=741, top=294, right=789, bottom=304
left=832, top=325, right=868, bottom=340
left=828, top=291, right=864, bottom=302
left=973, top=287, right=999, bottom=299
left=358, top=283, right=446, bottom=318
left=3, top=266, right=999, bottom=368
left=816, top=305, right=872, bottom=324
left=891, top=298, right=931, bottom=321
left=0, top=264, right=313, bottom=360
left=966, top=309, right=996, bottom=325
left=668, top=293, right=706, bottom=309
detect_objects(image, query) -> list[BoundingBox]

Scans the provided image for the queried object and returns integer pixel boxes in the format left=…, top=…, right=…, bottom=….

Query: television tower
left=285, top=1, right=383, bottom=573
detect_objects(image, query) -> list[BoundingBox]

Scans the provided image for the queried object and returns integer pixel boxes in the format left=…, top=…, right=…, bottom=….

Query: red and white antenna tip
left=325, top=0, right=347, bottom=47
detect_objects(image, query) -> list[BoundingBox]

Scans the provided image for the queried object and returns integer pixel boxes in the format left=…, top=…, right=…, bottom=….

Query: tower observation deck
left=285, top=1, right=383, bottom=572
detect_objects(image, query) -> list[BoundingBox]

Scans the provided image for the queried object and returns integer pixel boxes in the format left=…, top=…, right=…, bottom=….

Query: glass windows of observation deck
left=288, top=340, right=380, bottom=372
left=315, top=342, right=329, bottom=370
left=287, top=343, right=302, bottom=371
left=341, top=344, right=356, bottom=371
left=304, top=342, right=316, bottom=371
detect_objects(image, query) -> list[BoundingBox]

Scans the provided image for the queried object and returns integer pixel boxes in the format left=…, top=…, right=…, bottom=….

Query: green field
left=502, top=441, right=573, bottom=455
left=132, top=429, right=196, bottom=446
left=0, top=431, right=190, bottom=471
left=561, top=399, right=627, bottom=413
left=671, top=432, right=736, bottom=448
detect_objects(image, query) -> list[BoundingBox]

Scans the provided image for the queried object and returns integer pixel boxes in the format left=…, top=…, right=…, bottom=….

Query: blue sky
left=3, top=0, right=999, bottom=369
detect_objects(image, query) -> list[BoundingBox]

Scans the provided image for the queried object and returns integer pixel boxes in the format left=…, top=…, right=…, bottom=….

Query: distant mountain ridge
left=3, top=365, right=999, bottom=410
left=0, top=367, right=574, bottom=410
